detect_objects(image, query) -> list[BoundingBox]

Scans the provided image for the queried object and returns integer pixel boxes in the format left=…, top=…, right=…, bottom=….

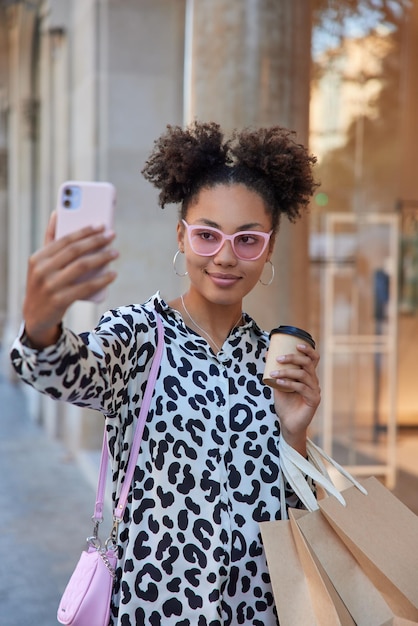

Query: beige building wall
left=1, top=0, right=186, bottom=452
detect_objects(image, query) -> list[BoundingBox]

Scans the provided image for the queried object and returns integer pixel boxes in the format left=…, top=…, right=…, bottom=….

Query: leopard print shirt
left=11, top=292, right=305, bottom=626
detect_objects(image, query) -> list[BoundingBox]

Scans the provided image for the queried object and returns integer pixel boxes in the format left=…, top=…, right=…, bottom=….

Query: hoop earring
left=259, top=260, right=275, bottom=286
left=173, top=250, right=188, bottom=277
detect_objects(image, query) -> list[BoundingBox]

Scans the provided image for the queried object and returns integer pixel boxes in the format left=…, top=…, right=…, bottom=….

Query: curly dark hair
left=141, top=121, right=318, bottom=232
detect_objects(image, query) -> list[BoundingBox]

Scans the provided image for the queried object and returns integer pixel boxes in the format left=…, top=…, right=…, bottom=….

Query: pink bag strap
left=92, top=312, right=164, bottom=525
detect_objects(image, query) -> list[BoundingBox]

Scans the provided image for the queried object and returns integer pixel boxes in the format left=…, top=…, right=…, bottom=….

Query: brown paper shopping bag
left=287, top=511, right=356, bottom=626
left=318, top=476, right=418, bottom=621
left=383, top=617, right=418, bottom=626
left=289, top=507, right=403, bottom=625
left=260, top=519, right=354, bottom=626
left=260, top=520, right=317, bottom=625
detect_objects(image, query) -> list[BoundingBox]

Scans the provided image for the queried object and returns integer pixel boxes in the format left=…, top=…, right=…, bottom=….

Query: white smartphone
left=55, top=180, right=116, bottom=303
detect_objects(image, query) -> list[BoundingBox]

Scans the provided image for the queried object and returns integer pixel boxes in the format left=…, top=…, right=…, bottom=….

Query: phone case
left=55, top=180, right=116, bottom=303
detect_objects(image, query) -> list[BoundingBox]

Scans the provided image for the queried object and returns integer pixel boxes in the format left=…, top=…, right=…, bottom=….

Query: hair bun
left=142, top=122, right=230, bottom=207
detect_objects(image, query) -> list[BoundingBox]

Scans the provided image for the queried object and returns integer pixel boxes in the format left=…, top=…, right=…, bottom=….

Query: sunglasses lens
left=188, top=226, right=268, bottom=260
left=189, top=228, right=224, bottom=256
left=233, top=233, right=267, bottom=260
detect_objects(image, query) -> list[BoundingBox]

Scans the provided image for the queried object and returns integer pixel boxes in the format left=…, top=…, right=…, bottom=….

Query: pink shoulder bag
left=57, top=313, right=164, bottom=626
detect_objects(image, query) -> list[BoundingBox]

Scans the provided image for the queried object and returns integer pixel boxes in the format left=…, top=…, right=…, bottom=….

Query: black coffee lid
left=270, top=325, right=315, bottom=349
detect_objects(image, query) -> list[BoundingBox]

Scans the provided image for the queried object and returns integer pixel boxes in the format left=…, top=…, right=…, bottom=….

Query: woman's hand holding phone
left=22, top=181, right=118, bottom=349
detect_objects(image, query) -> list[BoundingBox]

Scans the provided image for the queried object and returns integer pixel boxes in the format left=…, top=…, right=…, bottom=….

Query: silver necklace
left=180, top=294, right=242, bottom=353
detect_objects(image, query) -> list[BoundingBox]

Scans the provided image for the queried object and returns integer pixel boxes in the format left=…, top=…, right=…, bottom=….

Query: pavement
left=0, top=369, right=99, bottom=626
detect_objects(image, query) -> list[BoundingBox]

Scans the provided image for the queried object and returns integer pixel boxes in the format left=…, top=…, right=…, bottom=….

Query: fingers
left=43, top=266, right=118, bottom=309
left=35, top=228, right=115, bottom=272
left=38, top=224, right=112, bottom=264
left=269, top=344, right=318, bottom=376
left=30, top=227, right=117, bottom=292
left=28, top=231, right=118, bottom=303
left=41, top=252, right=118, bottom=302
left=269, top=344, right=320, bottom=398
left=44, top=211, right=57, bottom=245
left=272, top=344, right=321, bottom=453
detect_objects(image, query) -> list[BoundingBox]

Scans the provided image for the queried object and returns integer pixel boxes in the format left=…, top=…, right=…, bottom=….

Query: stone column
left=101, top=0, right=186, bottom=308
left=2, top=6, right=38, bottom=373
left=185, top=0, right=313, bottom=331
left=0, top=13, right=9, bottom=340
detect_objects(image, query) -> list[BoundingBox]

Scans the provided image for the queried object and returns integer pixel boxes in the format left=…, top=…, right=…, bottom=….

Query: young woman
left=11, top=121, right=320, bottom=626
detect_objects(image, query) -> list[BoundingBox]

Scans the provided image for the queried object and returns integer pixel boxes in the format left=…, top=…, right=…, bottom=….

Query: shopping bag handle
left=279, top=436, right=368, bottom=520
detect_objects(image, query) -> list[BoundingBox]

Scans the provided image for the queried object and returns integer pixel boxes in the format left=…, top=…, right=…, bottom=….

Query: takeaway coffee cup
left=263, top=325, right=316, bottom=391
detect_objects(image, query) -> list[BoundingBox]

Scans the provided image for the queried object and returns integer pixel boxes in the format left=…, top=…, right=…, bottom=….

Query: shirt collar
left=144, top=291, right=266, bottom=347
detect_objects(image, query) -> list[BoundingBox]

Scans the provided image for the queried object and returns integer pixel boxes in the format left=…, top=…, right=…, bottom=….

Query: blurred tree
left=312, top=0, right=411, bottom=42
left=311, top=0, right=411, bottom=213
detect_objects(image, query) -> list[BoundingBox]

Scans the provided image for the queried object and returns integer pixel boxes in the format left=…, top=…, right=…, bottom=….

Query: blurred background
left=0, top=0, right=417, bottom=493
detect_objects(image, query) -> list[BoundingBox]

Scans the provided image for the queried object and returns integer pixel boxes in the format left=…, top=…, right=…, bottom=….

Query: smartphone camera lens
left=61, top=184, right=81, bottom=210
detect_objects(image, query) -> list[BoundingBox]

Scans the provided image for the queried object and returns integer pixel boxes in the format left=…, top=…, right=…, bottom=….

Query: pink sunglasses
left=182, top=220, right=272, bottom=261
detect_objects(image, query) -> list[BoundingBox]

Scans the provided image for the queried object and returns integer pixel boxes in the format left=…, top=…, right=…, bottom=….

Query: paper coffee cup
left=263, top=325, right=315, bottom=391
